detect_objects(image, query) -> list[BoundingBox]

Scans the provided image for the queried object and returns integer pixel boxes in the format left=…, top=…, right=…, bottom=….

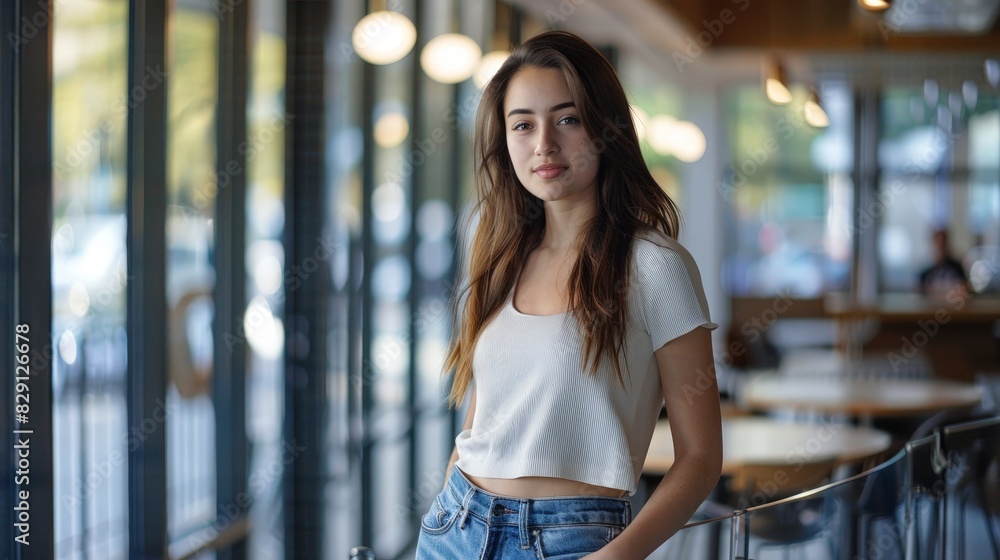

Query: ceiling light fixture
left=351, top=1, right=417, bottom=65
left=804, top=90, right=830, bottom=128
left=858, top=0, right=891, bottom=12
left=473, top=1, right=513, bottom=89
left=421, top=33, right=482, bottom=84
left=763, top=59, right=793, bottom=105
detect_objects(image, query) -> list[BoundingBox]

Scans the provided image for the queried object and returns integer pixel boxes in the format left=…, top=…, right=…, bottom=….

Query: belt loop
left=458, top=487, right=475, bottom=530
left=624, top=499, right=632, bottom=526
left=518, top=499, right=530, bottom=549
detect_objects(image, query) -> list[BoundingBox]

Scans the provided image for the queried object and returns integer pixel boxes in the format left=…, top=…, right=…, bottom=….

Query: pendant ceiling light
left=763, top=59, right=793, bottom=105
left=352, top=1, right=416, bottom=65
left=473, top=1, right=514, bottom=89
left=474, top=51, right=510, bottom=89
left=858, top=0, right=891, bottom=11
left=804, top=89, right=830, bottom=128
left=421, top=0, right=482, bottom=84
left=422, top=33, right=482, bottom=84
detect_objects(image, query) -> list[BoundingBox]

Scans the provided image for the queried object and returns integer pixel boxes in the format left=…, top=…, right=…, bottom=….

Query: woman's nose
left=534, top=125, right=559, bottom=156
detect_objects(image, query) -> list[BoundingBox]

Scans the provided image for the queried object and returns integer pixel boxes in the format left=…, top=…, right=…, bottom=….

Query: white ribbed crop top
left=454, top=229, right=718, bottom=496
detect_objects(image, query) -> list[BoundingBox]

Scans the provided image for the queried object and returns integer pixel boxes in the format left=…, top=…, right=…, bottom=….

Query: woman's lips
left=533, top=163, right=568, bottom=179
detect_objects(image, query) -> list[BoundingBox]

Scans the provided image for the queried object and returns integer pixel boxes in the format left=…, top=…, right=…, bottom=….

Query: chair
left=853, top=450, right=906, bottom=560
left=975, top=373, right=1000, bottom=413
left=904, top=435, right=947, bottom=560
left=939, top=415, right=1000, bottom=560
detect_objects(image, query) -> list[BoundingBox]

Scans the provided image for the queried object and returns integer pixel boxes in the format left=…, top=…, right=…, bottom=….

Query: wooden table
left=739, top=375, right=983, bottom=419
left=643, top=417, right=892, bottom=475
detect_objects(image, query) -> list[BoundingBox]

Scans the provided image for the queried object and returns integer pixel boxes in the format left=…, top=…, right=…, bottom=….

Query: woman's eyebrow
left=506, top=101, right=575, bottom=118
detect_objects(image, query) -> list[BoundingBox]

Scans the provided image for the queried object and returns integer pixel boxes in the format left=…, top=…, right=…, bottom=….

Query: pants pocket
left=532, top=524, right=620, bottom=560
left=419, top=492, right=460, bottom=535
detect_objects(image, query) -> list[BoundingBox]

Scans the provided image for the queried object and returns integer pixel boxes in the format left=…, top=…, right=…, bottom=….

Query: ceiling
left=505, top=0, right=1000, bottom=89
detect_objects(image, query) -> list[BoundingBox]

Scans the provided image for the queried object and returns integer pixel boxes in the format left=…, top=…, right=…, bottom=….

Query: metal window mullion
left=283, top=0, right=331, bottom=556
left=359, top=52, right=376, bottom=553
left=406, top=0, right=424, bottom=534
left=0, top=0, right=17, bottom=551
left=214, top=0, right=249, bottom=558
left=10, top=0, right=56, bottom=557
left=126, top=0, right=169, bottom=556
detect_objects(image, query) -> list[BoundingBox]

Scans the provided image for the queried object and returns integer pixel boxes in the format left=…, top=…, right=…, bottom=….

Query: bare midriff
left=462, top=470, right=629, bottom=499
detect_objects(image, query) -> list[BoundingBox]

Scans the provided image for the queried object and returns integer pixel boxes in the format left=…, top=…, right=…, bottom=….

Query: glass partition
left=655, top=510, right=735, bottom=559
left=165, top=0, right=219, bottom=545
left=51, top=1, right=129, bottom=557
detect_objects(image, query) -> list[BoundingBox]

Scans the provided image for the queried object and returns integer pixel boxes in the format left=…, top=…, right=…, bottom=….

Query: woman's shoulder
left=632, top=228, right=697, bottom=267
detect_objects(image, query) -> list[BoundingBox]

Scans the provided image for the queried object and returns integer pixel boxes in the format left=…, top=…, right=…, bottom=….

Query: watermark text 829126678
left=13, top=323, right=33, bottom=546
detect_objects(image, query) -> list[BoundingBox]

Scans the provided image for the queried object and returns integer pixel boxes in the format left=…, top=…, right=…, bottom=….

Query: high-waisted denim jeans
left=415, top=467, right=632, bottom=559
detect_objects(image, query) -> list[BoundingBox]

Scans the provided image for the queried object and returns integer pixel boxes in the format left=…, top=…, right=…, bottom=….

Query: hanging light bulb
left=858, top=0, right=891, bottom=11
left=352, top=6, right=417, bottom=65
left=421, top=33, right=482, bottom=84
left=804, top=90, right=830, bottom=128
left=671, top=121, right=707, bottom=163
left=473, top=50, right=510, bottom=89
left=764, top=59, right=792, bottom=105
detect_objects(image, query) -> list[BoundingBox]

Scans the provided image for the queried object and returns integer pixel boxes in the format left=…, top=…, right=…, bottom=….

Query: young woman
left=415, top=30, right=723, bottom=559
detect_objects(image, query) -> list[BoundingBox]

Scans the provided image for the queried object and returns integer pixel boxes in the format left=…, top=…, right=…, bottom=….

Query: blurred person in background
left=919, top=228, right=969, bottom=297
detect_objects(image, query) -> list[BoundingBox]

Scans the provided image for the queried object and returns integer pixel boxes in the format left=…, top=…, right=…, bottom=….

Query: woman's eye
left=512, top=122, right=531, bottom=131
left=559, top=116, right=580, bottom=125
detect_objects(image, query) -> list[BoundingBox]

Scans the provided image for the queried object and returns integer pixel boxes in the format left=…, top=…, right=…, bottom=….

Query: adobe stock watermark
left=351, top=286, right=452, bottom=391
left=337, top=0, right=406, bottom=63
left=854, top=460, right=968, bottom=560
left=215, top=0, right=245, bottom=19
left=845, top=126, right=958, bottom=238
left=55, top=64, right=168, bottom=179
left=61, top=397, right=179, bottom=508
left=7, top=0, right=72, bottom=53
left=733, top=419, right=842, bottom=509
left=876, top=0, right=932, bottom=40
left=672, top=0, right=751, bottom=73
left=192, top=112, right=294, bottom=210
left=514, top=115, right=632, bottom=227
left=887, top=250, right=999, bottom=372
left=683, top=290, right=794, bottom=404
left=396, top=469, right=445, bottom=524
left=187, top=439, right=307, bottom=549
left=543, top=0, right=590, bottom=25
left=382, top=89, right=484, bottom=188
left=224, top=233, right=339, bottom=352
left=715, top=110, right=813, bottom=202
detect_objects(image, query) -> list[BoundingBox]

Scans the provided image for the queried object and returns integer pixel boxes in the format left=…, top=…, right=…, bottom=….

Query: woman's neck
left=539, top=195, right=597, bottom=252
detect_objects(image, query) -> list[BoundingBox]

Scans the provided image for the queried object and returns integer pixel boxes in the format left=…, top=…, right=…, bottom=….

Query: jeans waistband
left=447, top=467, right=632, bottom=530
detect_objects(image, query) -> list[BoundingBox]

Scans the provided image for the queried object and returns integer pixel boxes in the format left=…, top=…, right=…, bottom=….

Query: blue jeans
left=415, top=467, right=631, bottom=559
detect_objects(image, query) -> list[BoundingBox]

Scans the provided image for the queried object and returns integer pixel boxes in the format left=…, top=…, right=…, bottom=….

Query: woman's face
left=503, top=66, right=599, bottom=207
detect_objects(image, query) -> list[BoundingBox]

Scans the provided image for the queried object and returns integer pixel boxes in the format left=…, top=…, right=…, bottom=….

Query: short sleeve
left=634, top=233, right=719, bottom=351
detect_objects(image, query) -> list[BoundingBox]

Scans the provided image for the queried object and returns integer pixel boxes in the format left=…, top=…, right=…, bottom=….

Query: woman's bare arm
left=443, top=390, right=477, bottom=489
left=586, top=327, right=723, bottom=559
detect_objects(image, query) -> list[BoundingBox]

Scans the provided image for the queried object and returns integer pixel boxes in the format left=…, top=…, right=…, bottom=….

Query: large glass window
left=878, top=86, right=1000, bottom=293
left=165, top=0, right=219, bottom=544
left=51, top=1, right=129, bottom=557
left=245, top=0, right=288, bottom=556
left=722, top=81, right=854, bottom=298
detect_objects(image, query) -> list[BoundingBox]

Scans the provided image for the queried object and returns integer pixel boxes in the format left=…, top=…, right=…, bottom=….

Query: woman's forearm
left=595, top=453, right=722, bottom=559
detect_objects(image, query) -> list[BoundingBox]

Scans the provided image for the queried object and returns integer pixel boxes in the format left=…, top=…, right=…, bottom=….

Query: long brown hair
left=445, top=30, right=681, bottom=408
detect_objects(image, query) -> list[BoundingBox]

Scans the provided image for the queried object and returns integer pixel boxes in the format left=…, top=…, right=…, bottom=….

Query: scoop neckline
left=507, top=286, right=571, bottom=318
